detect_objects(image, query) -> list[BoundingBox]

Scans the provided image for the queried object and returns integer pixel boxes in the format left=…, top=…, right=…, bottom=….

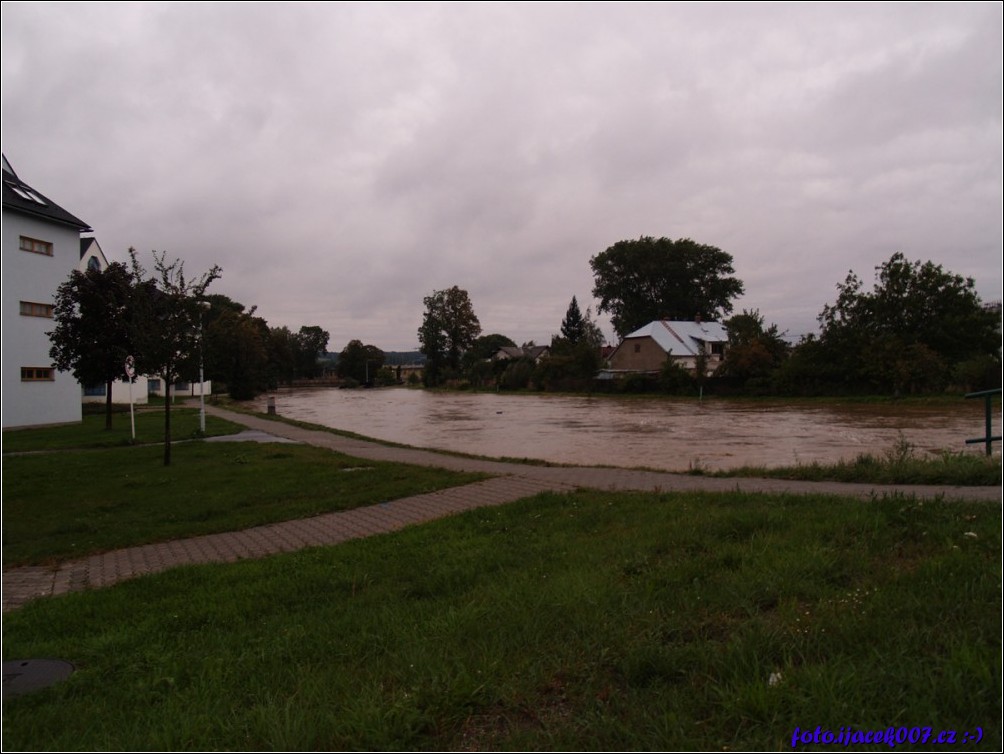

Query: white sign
left=124, top=355, right=135, bottom=380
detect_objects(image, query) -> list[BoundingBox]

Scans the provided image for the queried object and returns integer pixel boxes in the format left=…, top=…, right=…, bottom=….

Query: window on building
left=634, top=343, right=641, bottom=353
left=175, top=381, right=190, bottom=392
left=83, top=383, right=107, bottom=396
left=19, top=301, right=54, bottom=318
left=148, top=379, right=162, bottom=394
left=21, top=367, right=55, bottom=381
left=6, top=181, right=47, bottom=205
left=19, top=236, right=53, bottom=256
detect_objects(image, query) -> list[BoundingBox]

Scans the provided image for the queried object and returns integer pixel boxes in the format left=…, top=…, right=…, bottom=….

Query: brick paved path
left=4, top=405, right=999, bottom=611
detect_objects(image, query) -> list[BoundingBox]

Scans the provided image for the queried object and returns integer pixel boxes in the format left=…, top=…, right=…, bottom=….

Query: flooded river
left=249, top=388, right=998, bottom=472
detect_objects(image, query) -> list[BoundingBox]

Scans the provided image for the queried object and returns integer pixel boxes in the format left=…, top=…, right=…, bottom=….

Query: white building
left=2, top=155, right=93, bottom=428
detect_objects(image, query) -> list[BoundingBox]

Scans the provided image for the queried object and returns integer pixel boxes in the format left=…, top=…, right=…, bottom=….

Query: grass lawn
left=703, top=440, right=1002, bottom=486
left=2, top=413, right=486, bottom=566
left=1, top=407, right=244, bottom=452
left=2, top=489, right=999, bottom=751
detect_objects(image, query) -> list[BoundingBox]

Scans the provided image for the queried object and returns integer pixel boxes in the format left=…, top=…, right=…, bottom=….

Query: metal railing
left=964, top=388, right=1002, bottom=456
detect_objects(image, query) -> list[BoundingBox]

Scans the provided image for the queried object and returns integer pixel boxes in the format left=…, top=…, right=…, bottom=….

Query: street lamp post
left=198, top=301, right=210, bottom=433
left=125, top=355, right=136, bottom=442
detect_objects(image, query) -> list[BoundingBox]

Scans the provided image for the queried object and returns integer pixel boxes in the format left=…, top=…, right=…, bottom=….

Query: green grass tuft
left=706, top=434, right=1001, bottom=486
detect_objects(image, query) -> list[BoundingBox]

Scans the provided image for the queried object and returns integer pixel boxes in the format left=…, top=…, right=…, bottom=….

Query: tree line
left=418, top=238, right=1000, bottom=396
left=48, top=249, right=335, bottom=464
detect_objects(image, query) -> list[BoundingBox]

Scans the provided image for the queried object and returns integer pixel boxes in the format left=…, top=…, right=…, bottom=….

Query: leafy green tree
left=338, top=340, right=385, bottom=384
left=532, top=345, right=601, bottom=390
left=538, top=298, right=606, bottom=389
left=817, top=253, right=999, bottom=394
left=774, top=334, right=841, bottom=396
left=465, top=358, right=497, bottom=388
left=581, top=307, right=606, bottom=350
left=499, top=359, right=535, bottom=390
left=467, top=333, right=517, bottom=362
left=462, top=333, right=517, bottom=386
left=48, top=262, right=141, bottom=430
left=266, top=325, right=297, bottom=387
left=294, top=325, right=330, bottom=380
left=717, top=309, right=790, bottom=390
left=590, top=236, right=744, bottom=338
left=418, top=286, right=482, bottom=386
left=202, top=297, right=270, bottom=400
left=129, top=248, right=221, bottom=465
left=658, top=357, right=696, bottom=395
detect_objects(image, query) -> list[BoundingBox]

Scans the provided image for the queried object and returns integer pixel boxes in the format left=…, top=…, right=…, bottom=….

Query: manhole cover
left=3, top=659, right=74, bottom=698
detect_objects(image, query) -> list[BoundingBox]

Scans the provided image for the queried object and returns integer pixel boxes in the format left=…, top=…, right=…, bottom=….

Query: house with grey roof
left=604, top=319, right=729, bottom=377
left=3, top=154, right=93, bottom=427
left=492, top=344, right=552, bottom=364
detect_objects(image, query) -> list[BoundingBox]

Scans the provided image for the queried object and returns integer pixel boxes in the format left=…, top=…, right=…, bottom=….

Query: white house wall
left=81, top=376, right=150, bottom=405
left=2, top=212, right=83, bottom=428
left=146, top=379, right=212, bottom=399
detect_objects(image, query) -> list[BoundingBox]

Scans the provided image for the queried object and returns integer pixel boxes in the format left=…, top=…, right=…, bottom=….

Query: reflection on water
left=249, top=388, right=999, bottom=472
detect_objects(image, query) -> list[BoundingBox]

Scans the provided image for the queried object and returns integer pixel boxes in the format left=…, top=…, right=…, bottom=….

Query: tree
left=539, top=298, right=606, bottom=389
left=293, top=325, right=330, bottom=380
left=560, top=296, right=586, bottom=344
left=817, top=253, right=999, bottom=394
left=338, top=340, right=385, bottom=384
left=418, top=286, right=482, bottom=386
left=202, top=297, right=270, bottom=400
left=460, top=333, right=516, bottom=387
left=466, top=333, right=517, bottom=363
left=590, top=236, right=744, bottom=338
left=48, top=262, right=141, bottom=430
left=717, top=309, right=790, bottom=390
left=266, top=325, right=297, bottom=387
left=129, top=248, right=221, bottom=465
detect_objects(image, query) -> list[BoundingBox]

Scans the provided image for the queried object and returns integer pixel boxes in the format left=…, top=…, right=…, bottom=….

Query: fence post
left=964, top=389, right=1001, bottom=456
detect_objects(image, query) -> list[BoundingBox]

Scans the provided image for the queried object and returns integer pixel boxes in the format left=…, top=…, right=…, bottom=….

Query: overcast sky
left=3, top=2, right=1001, bottom=350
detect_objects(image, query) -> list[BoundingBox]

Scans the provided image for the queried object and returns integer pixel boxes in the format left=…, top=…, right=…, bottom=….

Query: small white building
left=145, top=378, right=212, bottom=400
left=81, top=376, right=151, bottom=405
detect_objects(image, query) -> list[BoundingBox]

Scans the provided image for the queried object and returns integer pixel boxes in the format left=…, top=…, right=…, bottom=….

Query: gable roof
left=79, top=237, right=109, bottom=271
left=2, top=154, right=92, bottom=231
left=494, top=345, right=551, bottom=361
left=621, top=320, right=728, bottom=357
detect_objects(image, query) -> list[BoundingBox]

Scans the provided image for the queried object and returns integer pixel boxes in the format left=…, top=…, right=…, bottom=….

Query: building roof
left=79, top=237, right=110, bottom=272
left=2, top=154, right=92, bottom=231
left=621, top=319, right=728, bottom=357
left=79, top=236, right=105, bottom=260
left=494, top=345, right=551, bottom=361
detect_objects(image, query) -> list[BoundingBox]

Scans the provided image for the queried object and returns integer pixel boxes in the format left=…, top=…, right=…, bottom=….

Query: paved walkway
left=4, top=405, right=1000, bottom=612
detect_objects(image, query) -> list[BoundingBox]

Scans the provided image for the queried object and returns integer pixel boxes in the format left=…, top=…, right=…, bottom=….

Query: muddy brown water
left=250, top=388, right=999, bottom=472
